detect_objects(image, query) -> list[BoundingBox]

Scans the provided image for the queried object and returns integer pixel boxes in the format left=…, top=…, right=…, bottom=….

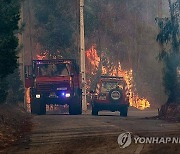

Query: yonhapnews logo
left=118, top=132, right=180, bottom=149
left=117, top=132, right=132, bottom=148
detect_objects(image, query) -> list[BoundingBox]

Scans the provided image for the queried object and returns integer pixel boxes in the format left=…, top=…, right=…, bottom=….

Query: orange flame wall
left=86, top=45, right=150, bottom=110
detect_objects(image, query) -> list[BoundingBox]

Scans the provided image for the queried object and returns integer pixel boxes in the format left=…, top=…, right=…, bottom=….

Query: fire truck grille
left=36, top=83, right=69, bottom=92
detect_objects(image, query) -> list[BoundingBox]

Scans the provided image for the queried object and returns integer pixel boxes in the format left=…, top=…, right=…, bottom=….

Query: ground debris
left=0, top=104, right=32, bottom=150
left=158, top=103, right=180, bottom=122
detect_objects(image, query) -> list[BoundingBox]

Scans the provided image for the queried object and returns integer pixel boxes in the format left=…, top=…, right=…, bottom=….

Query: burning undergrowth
left=86, top=45, right=150, bottom=110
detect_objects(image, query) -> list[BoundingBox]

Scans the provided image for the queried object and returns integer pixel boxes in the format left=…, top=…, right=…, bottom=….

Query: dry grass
left=158, top=104, right=180, bottom=122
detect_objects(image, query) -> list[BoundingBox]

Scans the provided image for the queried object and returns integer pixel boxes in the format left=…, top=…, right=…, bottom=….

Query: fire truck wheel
left=69, top=103, right=82, bottom=115
left=120, top=106, right=128, bottom=117
left=39, top=101, right=46, bottom=115
left=31, top=99, right=46, bottom=115
left=31, top=101, right=38, bottom=114
left=69, top=96, right=82, bottom=115
left=92, top=103, right=98, bottom=116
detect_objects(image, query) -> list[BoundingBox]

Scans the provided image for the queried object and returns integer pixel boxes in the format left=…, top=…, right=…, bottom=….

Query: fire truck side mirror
left=24, top=65, right=33, bottom=88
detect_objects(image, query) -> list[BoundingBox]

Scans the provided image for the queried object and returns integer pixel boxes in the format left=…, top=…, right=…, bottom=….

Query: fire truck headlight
left=65, top=93, right=70, bottom=98
left=36, top=94, right=41, bottom=99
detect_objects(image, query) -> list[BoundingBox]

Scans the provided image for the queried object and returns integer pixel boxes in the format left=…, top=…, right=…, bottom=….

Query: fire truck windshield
left=37, top=63, right=70, bottom=77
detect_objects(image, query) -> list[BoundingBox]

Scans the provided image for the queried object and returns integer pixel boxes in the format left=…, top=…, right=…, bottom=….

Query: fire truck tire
left=31, top=99, right=46, bottom=115
left=92, top=103, right=98, bottom=116
left=31, top=101, right=38, bottom=114
left=69, top=96, right=82, bottom=115
left=69, top=103, right=82, bottom=115
left=120, top=106, right=128, bottom=117
left=39, top=102, right=46, bottom=115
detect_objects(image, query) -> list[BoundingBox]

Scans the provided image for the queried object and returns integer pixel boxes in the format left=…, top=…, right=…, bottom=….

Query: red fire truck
left=25, top=59, right=82, bottom=115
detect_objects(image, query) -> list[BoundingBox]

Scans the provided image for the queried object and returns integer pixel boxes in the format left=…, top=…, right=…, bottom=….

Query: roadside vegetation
left=156, top=0, right=180, bottom=120
left=0, top=0, right=30, bottom=150
left=0, top=0, right=21, bottom=103
left=0, top=105, right=31, bottom=150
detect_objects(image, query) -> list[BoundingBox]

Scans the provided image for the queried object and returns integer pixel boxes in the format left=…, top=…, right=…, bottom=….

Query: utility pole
left=19, top=1, right=26, bottom=110
left=158, top=0, right=162, bottom=18
left=27, top=0, right=33, bottom=62
left=80, top=0, right=87, bottom=111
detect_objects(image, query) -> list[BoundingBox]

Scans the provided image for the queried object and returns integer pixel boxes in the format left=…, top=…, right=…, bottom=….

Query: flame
left=86, top=45, right=100, bottom=90
left=86, top=45, right=150, bottom=110
left=36, top=51, right=48, bottom=60
left=123, top=70, right=150, bottom=110
left=36, top=54, right=46, bottom=60
left=25, top=88, right=31, bottom=104
left=86, top=44, right=100, bottom=69
left=25, top=88, right=31, bottom=112
left=35, top=43, right=48, bottom=60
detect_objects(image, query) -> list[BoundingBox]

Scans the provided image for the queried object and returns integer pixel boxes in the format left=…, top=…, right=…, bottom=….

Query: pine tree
left=0, top=0, right=21, bottom=103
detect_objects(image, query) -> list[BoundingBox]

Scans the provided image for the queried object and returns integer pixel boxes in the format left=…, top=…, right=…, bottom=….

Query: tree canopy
left=0, top=0, right=21, bottom=103
left=32, top=0, right=79, bottom=58
left=156, top=0, right=180, bottom=103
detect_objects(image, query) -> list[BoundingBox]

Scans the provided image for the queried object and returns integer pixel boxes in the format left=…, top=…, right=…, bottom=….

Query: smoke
left=85, top=0, right=169, bottom=107
left=162, top=0, right=170, bottom=17
left=29, top=0, right=170, bottom=107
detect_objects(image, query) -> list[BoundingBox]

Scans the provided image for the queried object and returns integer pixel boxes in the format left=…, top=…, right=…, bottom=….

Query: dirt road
left=3, top=109, right=180, bottom=154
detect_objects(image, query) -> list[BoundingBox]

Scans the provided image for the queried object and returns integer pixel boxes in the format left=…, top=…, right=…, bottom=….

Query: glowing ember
left=86, top=44, right=100, bottom=69
left=86, top=45, right=100, bottom=90
left=36, top=51, right=48, bottom=60
left=25, top=88, right=31, bottom=104
left=86, top=45, right=150, bottom=110
left=25, top=88, right=31, bottom=112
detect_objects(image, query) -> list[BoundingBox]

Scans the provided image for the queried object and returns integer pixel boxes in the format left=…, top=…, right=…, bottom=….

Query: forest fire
left=123, top=70, right=150, bottom=110
left=86, top=44, right=100, bottom=68
left=86, top=45, right=150, bottom=110
left=36, top=51, right=48, bottom=60
left=26, top=45, right=150, bottom=110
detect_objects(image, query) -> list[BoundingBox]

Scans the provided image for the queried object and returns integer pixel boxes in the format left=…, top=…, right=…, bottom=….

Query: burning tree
left=156, top=0, right=180, bottom=104
left=86, top=45, right=150, bottom=110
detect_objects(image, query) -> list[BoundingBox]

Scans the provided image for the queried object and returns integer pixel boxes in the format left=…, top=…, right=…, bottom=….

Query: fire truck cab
left=25, top=59, right=82, bottom=115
